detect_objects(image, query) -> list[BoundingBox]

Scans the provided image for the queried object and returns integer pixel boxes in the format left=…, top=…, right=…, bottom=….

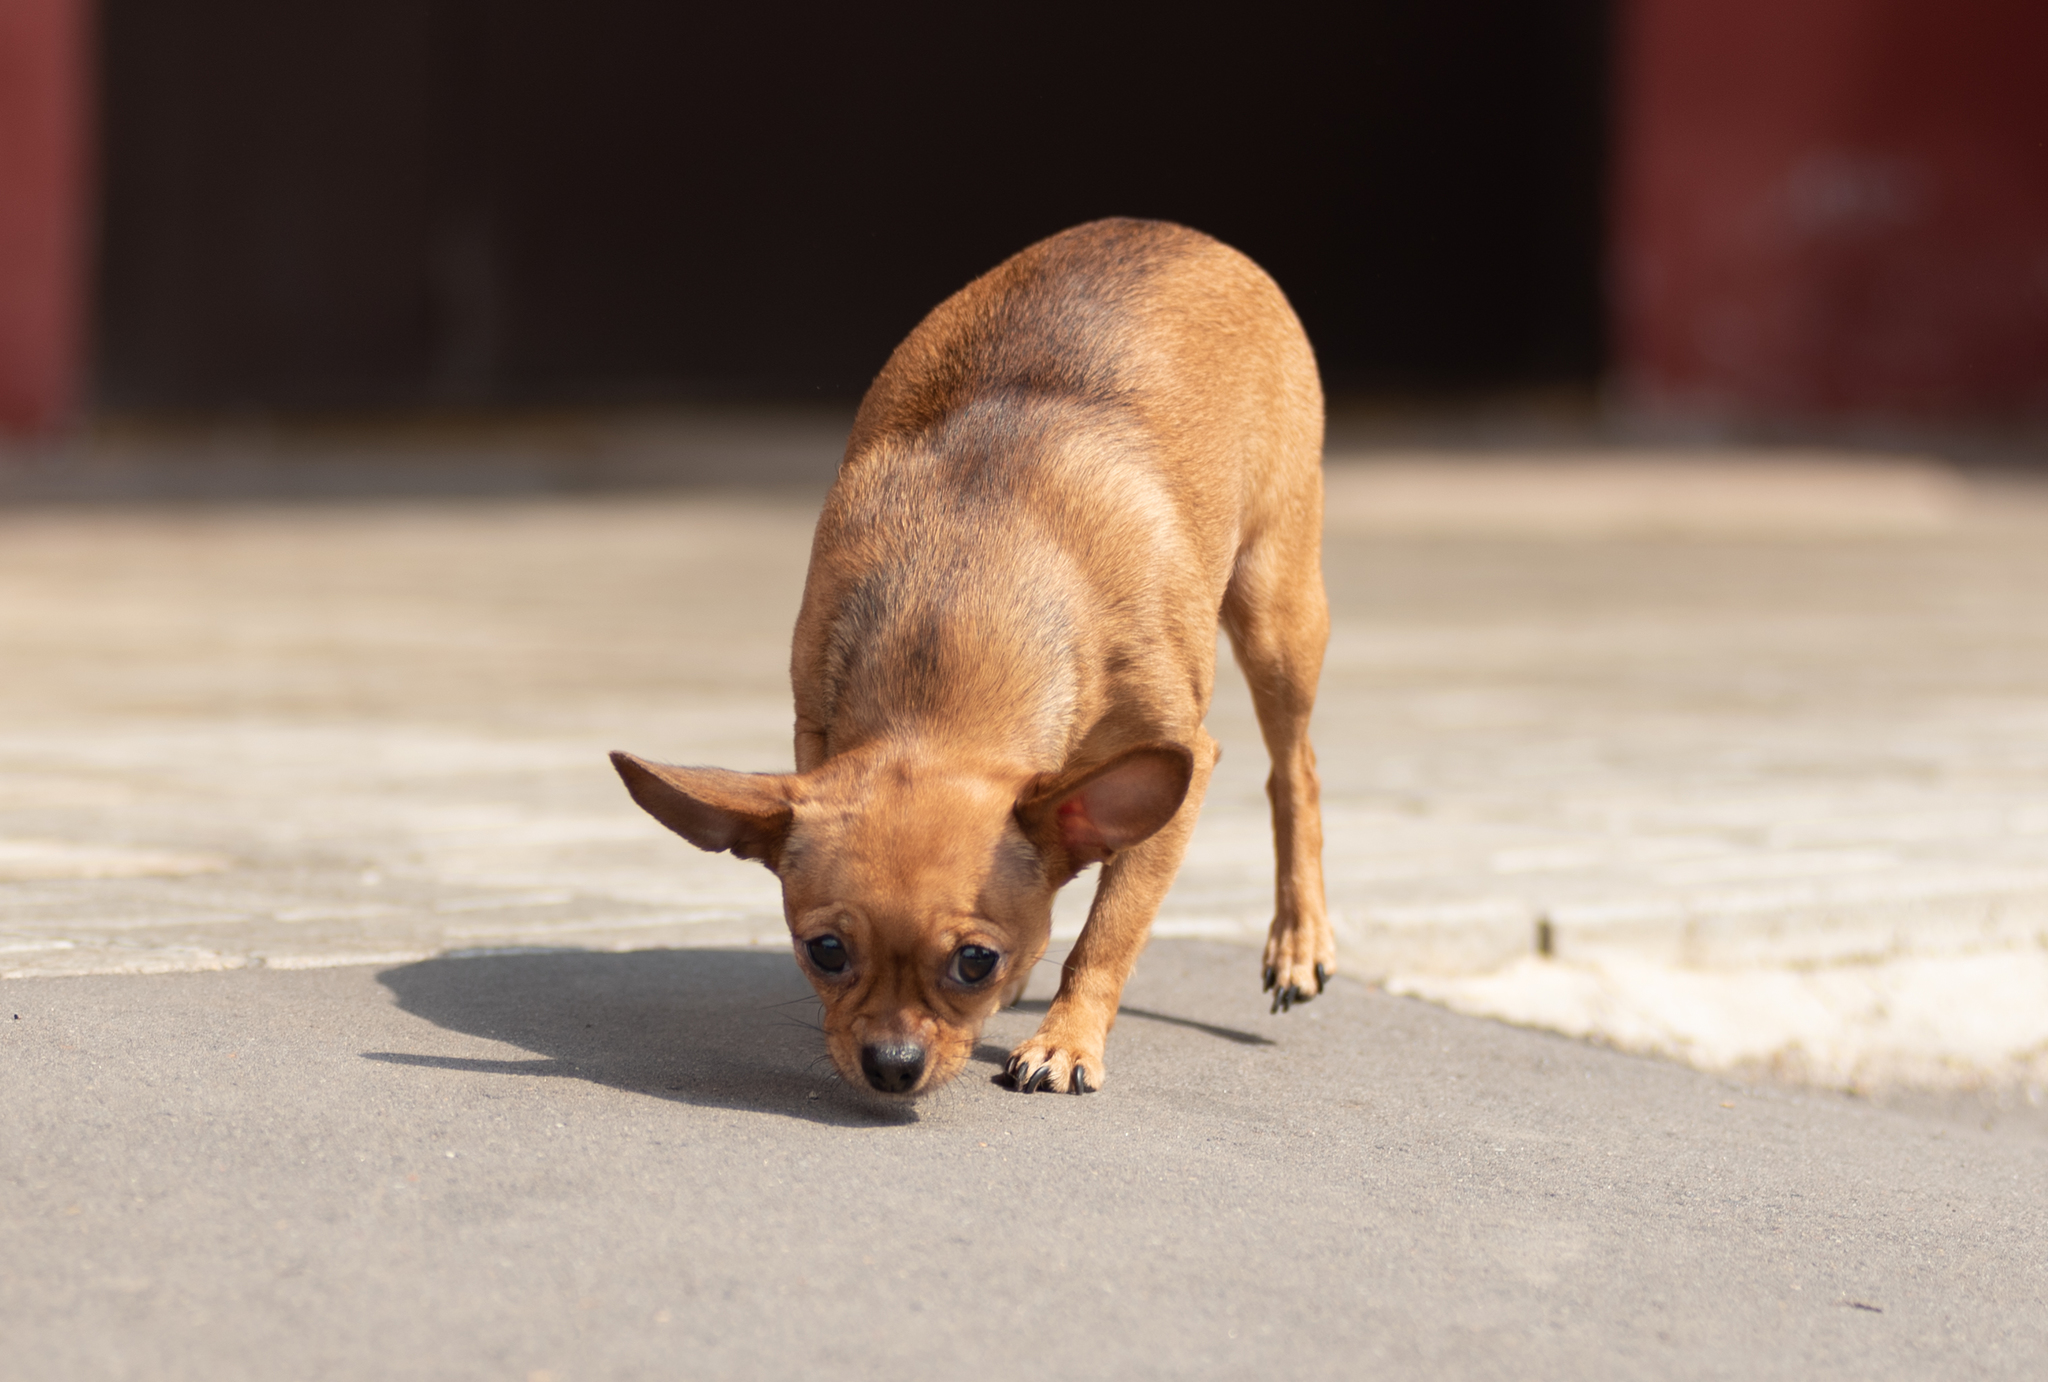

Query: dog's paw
left=999, top=1034, right=1105, bottom=1095
left=1262, top=913, right=1336, bottom=1014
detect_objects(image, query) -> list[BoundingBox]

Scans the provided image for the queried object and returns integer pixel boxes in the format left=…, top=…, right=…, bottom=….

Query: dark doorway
left=95, top=1, right=1609, bottom=411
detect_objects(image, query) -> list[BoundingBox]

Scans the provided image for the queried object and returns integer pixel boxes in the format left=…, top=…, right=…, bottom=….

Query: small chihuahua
left=613, top=219, right=1331, bottom=1098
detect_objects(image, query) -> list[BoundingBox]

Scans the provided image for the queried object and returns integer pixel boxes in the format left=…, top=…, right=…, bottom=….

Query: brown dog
left=612, top=218, right=1331, bottom=1098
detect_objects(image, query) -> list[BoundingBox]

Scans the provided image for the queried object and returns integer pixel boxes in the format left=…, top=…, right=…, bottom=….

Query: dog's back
left=791, top=218, right=1323, bottom=778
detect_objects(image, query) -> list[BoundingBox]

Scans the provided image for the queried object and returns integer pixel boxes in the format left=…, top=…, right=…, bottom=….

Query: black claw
left=1314, top=962, right=1329, bottom=991
left=1025, top=1064, right=1052, bottom=1093
left=1071, top=1064, right=1091, bottom=1095
left=1263, top=965, right=1277, bottom=992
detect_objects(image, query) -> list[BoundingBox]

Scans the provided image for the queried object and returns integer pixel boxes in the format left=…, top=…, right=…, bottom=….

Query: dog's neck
left=805, top=419, right=1175, bottom=773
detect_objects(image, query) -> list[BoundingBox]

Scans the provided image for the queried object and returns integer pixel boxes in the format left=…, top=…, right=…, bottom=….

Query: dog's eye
left=805, top=935, right=849, bottom=973
left=952, top=944, right=999, bottom=985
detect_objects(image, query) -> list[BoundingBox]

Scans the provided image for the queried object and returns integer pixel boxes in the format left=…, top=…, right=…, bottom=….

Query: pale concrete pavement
left=4, top=447, right=2048, bottom=1099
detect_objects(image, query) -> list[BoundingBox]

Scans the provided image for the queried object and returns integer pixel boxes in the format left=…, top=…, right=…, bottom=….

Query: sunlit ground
left=4, top=426, right=2045, bottom=1107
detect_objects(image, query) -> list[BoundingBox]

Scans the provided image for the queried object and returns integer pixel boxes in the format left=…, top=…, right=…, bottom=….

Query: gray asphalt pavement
left=6, top=939, right=2043, bottom=1380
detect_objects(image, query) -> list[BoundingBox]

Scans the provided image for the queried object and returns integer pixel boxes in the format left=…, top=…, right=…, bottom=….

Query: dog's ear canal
left=609, top=752, right=796, bottom=871
left=1017, top=743, right=1194, bottom=868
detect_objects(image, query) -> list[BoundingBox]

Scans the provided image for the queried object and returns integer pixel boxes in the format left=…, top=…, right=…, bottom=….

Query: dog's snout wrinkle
left=859, top=1041, right=927, bottom=1094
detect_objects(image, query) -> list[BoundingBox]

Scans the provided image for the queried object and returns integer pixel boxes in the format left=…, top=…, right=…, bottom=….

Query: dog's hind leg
left=1222, top=510, right=1333, bottom=1012
left=1004, top=730, right=1220, bottom=1093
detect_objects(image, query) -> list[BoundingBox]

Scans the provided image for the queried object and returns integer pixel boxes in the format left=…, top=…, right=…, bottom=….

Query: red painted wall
left=1613, top=0, right=2048, bottom=421
left=0, top=0, right=91, bottom=435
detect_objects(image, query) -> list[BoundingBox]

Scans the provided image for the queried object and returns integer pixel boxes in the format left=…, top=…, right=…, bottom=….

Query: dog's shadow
left=366, top=948, right=903, bottom=1126
left=365, top=946, right=1275, bottom=1126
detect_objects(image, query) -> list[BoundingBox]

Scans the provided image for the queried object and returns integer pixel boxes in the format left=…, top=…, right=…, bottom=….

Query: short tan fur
left=613, top=218, right=1332, bottom=1098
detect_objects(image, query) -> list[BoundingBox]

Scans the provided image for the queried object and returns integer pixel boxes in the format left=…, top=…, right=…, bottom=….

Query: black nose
left=859, top=1041, right=926, bottom=1094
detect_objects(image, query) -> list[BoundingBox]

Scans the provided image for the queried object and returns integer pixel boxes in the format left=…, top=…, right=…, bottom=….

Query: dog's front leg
left=1006, top=733, right=1218, bottom=1094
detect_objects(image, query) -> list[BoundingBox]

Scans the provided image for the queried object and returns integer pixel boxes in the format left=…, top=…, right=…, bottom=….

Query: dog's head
left=611, top=742, right=1190, bottom=1098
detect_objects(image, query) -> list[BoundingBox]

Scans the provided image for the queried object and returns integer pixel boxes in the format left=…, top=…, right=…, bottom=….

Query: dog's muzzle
left=859, top=1041, right=926, bottom=1094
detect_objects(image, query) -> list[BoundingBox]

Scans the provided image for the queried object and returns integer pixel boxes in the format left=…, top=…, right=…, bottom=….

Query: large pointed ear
left=1016, top=743, right=1194, bottom=869
left=610, top=752, right=795, bottom=871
